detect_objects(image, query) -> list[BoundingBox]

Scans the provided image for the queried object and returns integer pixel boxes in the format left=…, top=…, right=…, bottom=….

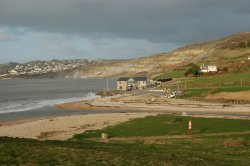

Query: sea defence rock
left=96, top=90, right=122, bottom=97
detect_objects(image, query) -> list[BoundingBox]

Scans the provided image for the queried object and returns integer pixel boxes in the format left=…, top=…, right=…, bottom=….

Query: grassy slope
left=1, top=115, right=250, bottom=165
left=160, top=72, right=250, bottom=98
left=154, top=71, right=185, bottom=79
left=185, top=73, right=250, bottom=86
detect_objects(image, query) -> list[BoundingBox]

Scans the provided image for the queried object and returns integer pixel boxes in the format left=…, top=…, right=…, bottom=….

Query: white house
left=200, top=64, right=218, bottom=73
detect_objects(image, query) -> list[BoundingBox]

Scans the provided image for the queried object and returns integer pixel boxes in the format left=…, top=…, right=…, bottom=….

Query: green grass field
left=182, top=86, right=250, bottom=98
left=185, top=72, right=250, bottom=86
left=73, top=115, right=250, bottom=139
left=154, top=71, right=185, bottom=79
left=160, top=72, right=250, bottom=99
left=1, top=115, right=250, bottom=165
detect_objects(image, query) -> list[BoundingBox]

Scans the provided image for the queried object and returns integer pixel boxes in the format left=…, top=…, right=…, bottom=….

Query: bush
left=221, top=67, right=228, bottom=72
left=184, top=65, right=201, bottom=76
left=238, top=40, right=250, bottom=48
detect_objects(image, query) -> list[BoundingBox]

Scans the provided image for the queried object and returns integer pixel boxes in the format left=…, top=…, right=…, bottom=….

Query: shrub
left=221, top=67, right=228, bottom=72
left=238, top=40, right=250, bottom=48
left=184, top=65, right=201, bottom=76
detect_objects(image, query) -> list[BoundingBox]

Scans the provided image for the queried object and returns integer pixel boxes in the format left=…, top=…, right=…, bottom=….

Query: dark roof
left=118, top=77, right=148, bottom=81
left=117, top=77, right=131, bottom=81
left=133, top=77, right=148, bottom=81
left=156, top=78, right=172, bottom=82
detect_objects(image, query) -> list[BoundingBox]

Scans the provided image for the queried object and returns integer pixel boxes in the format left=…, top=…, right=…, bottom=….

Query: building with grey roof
left=117, top=77, right=149, bottom=90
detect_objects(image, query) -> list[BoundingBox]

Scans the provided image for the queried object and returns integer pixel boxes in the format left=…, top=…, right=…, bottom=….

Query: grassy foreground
left=1, top=115, right=250, bottom=165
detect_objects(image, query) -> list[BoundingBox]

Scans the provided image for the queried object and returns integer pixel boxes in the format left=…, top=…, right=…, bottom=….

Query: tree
left=184, top=65, right=201, bottom=76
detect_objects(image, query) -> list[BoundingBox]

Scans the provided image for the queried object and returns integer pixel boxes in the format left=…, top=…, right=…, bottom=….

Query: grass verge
left=1, top=115, right=250, bottom=165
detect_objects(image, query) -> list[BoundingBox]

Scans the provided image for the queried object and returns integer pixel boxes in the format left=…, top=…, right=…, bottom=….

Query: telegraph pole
left=177, top=79, right=180, bottom=91
left=106, top=77, right=109, bottom=91
left=106, top=67, right=109, bottom=91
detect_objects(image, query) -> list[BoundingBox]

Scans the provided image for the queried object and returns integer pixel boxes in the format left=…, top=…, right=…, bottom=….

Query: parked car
left=167, top=91, right=182, bottom=98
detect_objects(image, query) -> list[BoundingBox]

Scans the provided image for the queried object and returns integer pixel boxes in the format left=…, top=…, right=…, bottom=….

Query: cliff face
left=67, top=32, right=250, bottom=78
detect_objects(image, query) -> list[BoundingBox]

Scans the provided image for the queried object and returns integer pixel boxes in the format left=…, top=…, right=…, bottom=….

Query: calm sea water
left=0, top=78, right=116, bottom=115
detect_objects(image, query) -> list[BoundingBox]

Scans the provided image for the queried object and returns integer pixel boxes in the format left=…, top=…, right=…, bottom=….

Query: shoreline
left=1, top=91, right=250, bottom=141
left=55, top=92, right=250, bottom=115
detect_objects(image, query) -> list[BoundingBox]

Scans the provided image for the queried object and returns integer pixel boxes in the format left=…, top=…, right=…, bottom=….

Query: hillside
left=1, top=32, right=250, bottom=79
left=66, top=32, right=250, bottom=78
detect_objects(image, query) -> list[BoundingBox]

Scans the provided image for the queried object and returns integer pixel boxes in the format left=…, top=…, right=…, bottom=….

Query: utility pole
left=106, top=67, right=110, bottom=91
left=106, top=77, right=109, bottom=91
left=177, top=79, right=180, bottom=91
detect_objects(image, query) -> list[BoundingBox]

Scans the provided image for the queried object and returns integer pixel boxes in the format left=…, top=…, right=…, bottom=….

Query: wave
left=0, top=92, right=99, bottom=114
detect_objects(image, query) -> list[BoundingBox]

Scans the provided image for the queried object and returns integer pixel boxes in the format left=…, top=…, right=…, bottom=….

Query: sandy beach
left=1, top=91, right=250, bottom=141
left=0, top=112, right=156, bottom=140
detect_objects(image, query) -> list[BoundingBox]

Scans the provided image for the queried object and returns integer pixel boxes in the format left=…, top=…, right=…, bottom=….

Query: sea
left=0, top=78, right=126, bottom=121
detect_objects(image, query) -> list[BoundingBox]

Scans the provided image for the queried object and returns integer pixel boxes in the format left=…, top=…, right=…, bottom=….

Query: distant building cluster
left=0, top=59, right=102, bottom=78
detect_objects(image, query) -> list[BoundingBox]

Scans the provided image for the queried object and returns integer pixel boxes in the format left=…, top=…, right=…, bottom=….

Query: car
left=167, top=91, right=182, bottom=98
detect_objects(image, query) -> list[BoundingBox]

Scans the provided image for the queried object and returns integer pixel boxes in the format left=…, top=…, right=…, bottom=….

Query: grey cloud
left=0, top=0, right=250, bottom=45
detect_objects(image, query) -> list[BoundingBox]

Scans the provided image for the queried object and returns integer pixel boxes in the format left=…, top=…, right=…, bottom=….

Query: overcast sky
left=0, top=0, right=250, bottom=63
